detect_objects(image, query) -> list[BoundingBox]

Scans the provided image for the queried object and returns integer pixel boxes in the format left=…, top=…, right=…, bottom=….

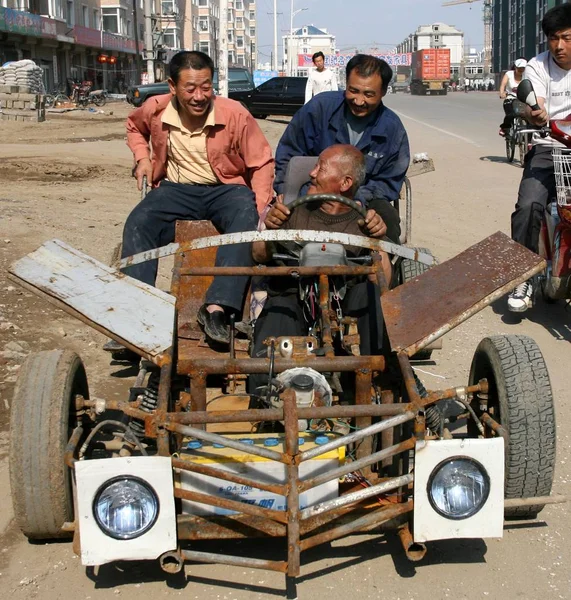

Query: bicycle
left=44, top=89, right=71, bottom=108
left=505, top=115, right=530, bottom=167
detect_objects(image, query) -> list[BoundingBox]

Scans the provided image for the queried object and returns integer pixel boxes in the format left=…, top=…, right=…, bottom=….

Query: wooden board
left=9, top=239, right=175, bottom=359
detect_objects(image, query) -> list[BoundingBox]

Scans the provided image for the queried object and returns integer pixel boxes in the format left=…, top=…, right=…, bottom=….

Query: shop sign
left=297, top=53, right=412, bottom=67
left=102, top=32, right=142, bottom=54
left=41, top=17, right=57, bottom=38
left=0, top=6, right=42, bottom=36
left=74, top=25, right=102, bottom=48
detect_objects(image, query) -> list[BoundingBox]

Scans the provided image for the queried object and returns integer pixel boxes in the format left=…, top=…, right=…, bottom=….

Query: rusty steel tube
left=372, top=252, right=389, bottom=295
left=181, top=549, right=287, bottom=573
left=156, top=360, right=173, bottom=455
left=318, top=273, right=334, bottom=355
left=167, top=422, right=286, bottom=463
left=398, top=523, right=427, bottom=562
left=300, top=474, right=413, bottom=520
left=172, top=457, right=287, bottom=496
left=481, top=412, right=509, bottom=442
left=300, top=411, right=416, bottom=462
left=283, top=390, right=301, bottom=578
left=180, top=265, right=377, bottom=277
left=299, top=437, right=416, bottom=493
left=503, top=495, right=567, bottom=508
left=300, top=501, right=413, bottom=551
left=64, top=425, right=84, bottom=468
left=397, top=352, right=423, bottom=406
left=354, top=368, right=373, bottom=472
left=175, top=487, right=288, bottom=524
left=177, top=514, right=287, bottom=539
left=179, top=355, right=386, bottom=374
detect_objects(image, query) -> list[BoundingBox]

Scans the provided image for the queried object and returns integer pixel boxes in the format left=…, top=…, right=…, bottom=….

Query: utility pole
left=144, top=0, right=155, bottom=83
left=273, top=0, right=278, bottom=72
left=218, top=0, right=228, bottom=97
left=132, top=0, right=142, bottom=84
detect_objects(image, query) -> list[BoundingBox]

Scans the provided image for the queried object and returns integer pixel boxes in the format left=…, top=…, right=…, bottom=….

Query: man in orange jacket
left=121, top=50, right=274, bottom=345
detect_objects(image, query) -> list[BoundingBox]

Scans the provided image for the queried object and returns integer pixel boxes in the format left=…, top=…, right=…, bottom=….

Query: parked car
left=126, top=67, right=255, bottom=107
left=232, top=76, right=306, bottom=118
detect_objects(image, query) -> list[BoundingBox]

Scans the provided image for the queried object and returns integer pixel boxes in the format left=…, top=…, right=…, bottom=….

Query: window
left=236, top=16, right=243, bottom=29
left=199, top=16, right=209, bottom=31
left=46, top=0, right=65, bottom=19
left=93, top=9, right=100, bottom=30
left=82, top=4, right=88, bottom=26
left=249, top=10, right=255, bottom=20
left=228, top=50, right=235, bottom=63
left=127, top=19, right=132, bottom=36
left=198, top=0, right=207, bottom=5
left=236, top=35, right=244, bottom=48
left=235, top=0, right=242, bottom=9
left=66, top=0, right=73, bottom=26
left=249, top=27, right=255, bottom=37
left=161, top=0, right=176, bottom=14
left=237, top=54, right=244, bottom=65
left=228, top=31, right=233, bottom=42
left=258, top=78, right=284, bottom=93
left=163, top=28, right=179, bottom=49
left=103, top=7, right=126, bottom=35
left=227, top=9, right=233, bottom=20
left=199, top=41, right=210, bottom=54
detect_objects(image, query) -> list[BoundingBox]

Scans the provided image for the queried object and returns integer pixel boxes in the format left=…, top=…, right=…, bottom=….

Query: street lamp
left=289, top=4, right=308, bottom=76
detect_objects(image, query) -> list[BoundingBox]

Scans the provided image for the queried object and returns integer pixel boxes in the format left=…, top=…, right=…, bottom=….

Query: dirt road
left=0, top=97, right=570, bottom=599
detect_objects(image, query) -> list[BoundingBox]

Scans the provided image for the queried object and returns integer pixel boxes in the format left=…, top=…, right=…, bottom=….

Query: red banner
left=298, top=53, right=412, bottom=68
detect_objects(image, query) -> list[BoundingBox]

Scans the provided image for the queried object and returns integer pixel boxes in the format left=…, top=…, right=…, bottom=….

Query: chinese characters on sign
left=297, top=53, right=412, bottom=67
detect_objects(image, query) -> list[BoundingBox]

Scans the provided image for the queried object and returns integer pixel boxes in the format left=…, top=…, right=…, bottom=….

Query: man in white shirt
left=508, top=3, right=571, bottom=312
left=305, top=51, right=338, bottom=103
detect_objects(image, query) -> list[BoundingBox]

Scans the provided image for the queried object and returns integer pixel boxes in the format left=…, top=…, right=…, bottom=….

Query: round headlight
left=93, top=477, right=159, bottom=540
left=428, top=457, right=490, bottom=520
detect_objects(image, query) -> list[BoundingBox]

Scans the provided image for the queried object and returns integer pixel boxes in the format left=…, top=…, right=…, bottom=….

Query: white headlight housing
left=93, top=477, right=159, bottom=540
left=428, top=457, right=490, bottom=520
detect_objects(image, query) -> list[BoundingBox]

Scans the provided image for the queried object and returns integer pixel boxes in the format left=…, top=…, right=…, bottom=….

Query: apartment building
left=283, top=24, right=335, bottom=77
left=492, top=0, right=566, bottom=74
left=0, top=0, right=143, bottom=91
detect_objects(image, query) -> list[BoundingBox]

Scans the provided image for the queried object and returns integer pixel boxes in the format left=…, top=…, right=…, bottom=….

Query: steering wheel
left=288, top=193, right=367, bottom=219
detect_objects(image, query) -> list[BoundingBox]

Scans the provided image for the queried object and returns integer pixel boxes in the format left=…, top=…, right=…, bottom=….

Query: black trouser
left=368, top=197, right=401, bottom=243
left=511, top=145, right=555, bottom=254
left=121, top=180, right=258, bottom=312
left=500, top=97, right=515, bottom=131
left=248, top=279, right=384, bottom=404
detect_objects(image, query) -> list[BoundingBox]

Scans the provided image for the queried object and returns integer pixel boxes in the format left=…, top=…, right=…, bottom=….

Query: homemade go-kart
left=7, top=158, right=563, bottom=597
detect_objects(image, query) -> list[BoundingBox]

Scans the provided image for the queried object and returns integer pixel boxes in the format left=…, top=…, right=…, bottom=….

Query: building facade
left=0, top=0, right=144, bottom=91
left=397, top=22, right=464, bottom=80
left=283, top=24, right=335, bottom=77
left=492, top=0, right=566, bottom=74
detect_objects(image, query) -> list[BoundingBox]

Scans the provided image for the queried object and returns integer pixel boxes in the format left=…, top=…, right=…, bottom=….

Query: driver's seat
left=282, top=156, right=318, bottom=205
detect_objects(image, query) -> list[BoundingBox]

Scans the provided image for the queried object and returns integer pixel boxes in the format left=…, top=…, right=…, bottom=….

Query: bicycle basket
left=552, top=147, right=571, bottom=206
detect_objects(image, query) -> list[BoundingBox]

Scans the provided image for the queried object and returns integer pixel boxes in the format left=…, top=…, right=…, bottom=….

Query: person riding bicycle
left=508, top=3, right=571, bottom=312
left=498, top=58, right=527, bottom=137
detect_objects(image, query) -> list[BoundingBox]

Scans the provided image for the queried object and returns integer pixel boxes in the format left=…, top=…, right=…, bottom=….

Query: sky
left=256, top=0, right=485, bottom=64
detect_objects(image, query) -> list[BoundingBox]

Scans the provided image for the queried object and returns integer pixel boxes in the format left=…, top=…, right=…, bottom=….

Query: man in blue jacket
left=274, top=54, right=409, bottom=242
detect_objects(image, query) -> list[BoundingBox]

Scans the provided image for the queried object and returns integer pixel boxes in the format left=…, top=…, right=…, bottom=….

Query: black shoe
left=103, top=339, right=140, bottom=363
left=197, top=305, right=230, bottom=344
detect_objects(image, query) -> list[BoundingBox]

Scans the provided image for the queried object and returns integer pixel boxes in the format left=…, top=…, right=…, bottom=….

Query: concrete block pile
left=0, top=60, right=45, bottom=94
left=0, top=86, right=45, bottom=122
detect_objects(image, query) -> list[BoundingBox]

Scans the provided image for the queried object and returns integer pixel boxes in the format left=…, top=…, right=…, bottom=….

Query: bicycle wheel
left=44, top=94, right=55, bottom=108
left=505, top=126, right=516, bottom=163
left=92, top=94, right=106, bottom=107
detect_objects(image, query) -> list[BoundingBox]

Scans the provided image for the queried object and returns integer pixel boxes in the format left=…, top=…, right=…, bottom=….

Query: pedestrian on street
left=305, top=51, right=338, bottom=104
left=119, top=50, right=274, bottom=345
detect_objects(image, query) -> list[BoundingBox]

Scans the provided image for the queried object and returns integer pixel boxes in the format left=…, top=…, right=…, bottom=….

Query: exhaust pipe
left=398, top=523, right=427, bottom=562
left=159, top=550, right=184, bottom=574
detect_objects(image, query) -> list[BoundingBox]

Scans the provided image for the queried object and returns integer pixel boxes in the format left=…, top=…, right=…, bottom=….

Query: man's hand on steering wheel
left=359, top=209, right=387, bottom=238
left=265, top=196, right=291, bottom=229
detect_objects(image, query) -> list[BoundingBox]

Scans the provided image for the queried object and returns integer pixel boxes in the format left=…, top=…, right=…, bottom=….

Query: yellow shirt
left=161, top=98, right=219, bottom=185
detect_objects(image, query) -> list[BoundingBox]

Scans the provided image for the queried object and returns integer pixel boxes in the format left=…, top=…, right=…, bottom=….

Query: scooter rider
left=508, top=3, right=571, bottom=312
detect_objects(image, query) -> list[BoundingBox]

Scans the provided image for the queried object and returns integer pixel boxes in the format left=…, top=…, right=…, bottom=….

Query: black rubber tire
left=469, top=335, right=556, bottom=519
left=44, top=94, right=55, bottom=108
left=400, top=248, right=437, bottom=360
left=505, top=130, right=516, bottom=163
left=92, top=94, right=106, bottom=107
left=10, top=350, right=90, bottom=539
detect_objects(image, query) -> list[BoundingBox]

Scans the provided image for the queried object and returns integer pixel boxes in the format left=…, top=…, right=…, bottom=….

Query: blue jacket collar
left=329, top=97, right=387, bottom=148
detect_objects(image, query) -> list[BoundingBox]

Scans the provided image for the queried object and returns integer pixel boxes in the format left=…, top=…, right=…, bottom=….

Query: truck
left=391, top=68, right=411, bottom=93
left=410, top=48, right=450, bottom=96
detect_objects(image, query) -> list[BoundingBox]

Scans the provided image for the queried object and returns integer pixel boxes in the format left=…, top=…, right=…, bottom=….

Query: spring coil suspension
left=128, top=372, right=160, bottom=440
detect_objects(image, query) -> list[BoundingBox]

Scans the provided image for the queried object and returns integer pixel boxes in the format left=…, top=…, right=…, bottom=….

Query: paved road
left=1, top=95, right=570, bottom=600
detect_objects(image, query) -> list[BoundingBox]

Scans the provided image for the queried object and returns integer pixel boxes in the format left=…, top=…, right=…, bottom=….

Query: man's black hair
left=346, top=54, right=393, bottom=94
left=542, top=3, right=571, bottom=38
left=312, top=51, right=325, bottom=63
left=169, top=51, right=214, bottom=83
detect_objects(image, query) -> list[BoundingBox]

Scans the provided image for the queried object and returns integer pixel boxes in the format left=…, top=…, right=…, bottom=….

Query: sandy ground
left=0, top=97, right=570, bottom=600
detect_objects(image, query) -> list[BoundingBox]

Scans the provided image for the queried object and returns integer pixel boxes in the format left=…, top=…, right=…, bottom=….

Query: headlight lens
left=93, top=477, right=159, bottom=539
left=428, top=458, right=490, bottom=520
